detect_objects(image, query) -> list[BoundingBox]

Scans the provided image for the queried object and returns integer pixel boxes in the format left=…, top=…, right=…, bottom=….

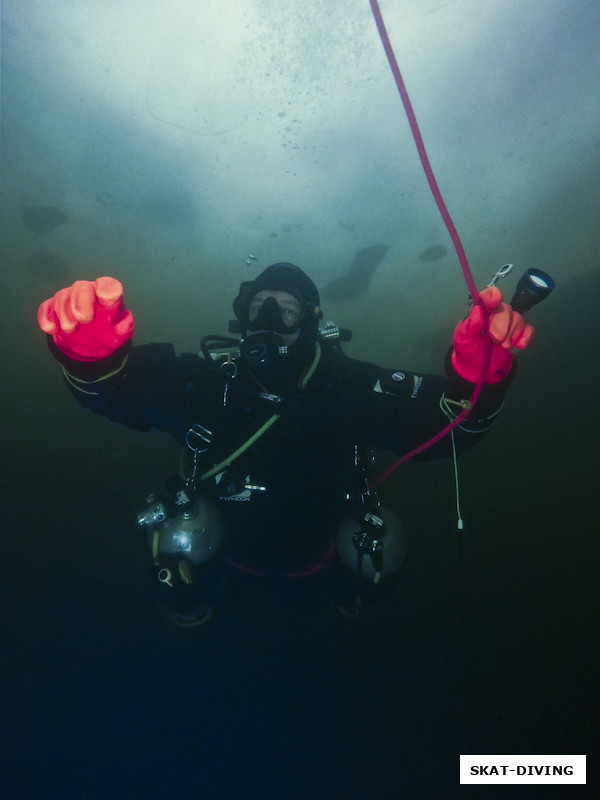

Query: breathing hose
left=368, top=0, right=492, bottom=486
left=189, top=343, right=323, bottom=483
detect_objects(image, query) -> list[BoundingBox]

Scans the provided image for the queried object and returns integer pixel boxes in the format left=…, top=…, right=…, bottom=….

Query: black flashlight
left=510, top=268, right=555, bottom=314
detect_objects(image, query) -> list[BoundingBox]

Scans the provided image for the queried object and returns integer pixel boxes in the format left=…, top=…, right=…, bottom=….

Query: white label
left=460, top=755, right=586, bottom=784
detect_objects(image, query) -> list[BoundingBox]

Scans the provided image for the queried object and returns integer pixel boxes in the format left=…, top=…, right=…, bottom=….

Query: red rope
left=368, top=0, right=491, bottom=486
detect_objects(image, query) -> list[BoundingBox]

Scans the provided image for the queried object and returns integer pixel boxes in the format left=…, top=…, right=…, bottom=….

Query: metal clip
left=185, top=423, right=212, bottom=453
left=468, top=263, right=514, bottom=305
left=185, top=423, right=213, bottom=490
left=259, top=392, right=284, bottom=405
left=220, top=359, right=237, bottom=406
left=488, top=263, right=514, bottom=287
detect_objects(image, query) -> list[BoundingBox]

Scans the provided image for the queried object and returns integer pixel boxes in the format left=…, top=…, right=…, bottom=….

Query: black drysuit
left=48, top=334, right=510, bottom=603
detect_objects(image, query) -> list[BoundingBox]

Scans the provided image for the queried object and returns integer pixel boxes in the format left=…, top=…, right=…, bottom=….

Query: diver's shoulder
left=316, top=340, right=380, bottom=386
left=129, top=342, right=212, bottom=379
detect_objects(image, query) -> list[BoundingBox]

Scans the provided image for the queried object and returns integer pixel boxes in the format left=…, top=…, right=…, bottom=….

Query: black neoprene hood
left=233, top=263, right=322, bottom=331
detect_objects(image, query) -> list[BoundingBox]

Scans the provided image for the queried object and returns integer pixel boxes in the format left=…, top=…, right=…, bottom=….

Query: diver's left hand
left=451, top=286, right=535, bottom=383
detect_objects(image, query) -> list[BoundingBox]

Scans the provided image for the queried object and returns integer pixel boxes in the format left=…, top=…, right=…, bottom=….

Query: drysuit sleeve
left=46, top=336, right=209, bottom=444
left=354, top=350, right=514, bottom=460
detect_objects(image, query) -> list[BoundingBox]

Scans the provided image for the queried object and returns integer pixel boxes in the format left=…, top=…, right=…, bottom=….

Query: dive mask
left=246, top=295, right=302, bottom=336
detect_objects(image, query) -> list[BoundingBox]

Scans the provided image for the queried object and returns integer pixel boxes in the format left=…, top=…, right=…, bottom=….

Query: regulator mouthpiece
left=510, top=268, right=555, bottom=314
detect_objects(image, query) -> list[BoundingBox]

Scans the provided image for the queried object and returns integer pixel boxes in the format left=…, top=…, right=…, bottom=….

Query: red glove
left=37, top=277, right=134, bottom=362
left=451, top=286, right=535, bottom=383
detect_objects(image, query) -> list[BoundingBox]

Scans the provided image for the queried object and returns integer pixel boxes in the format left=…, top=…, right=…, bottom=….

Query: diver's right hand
left=37, top=277, right=134, bottom=362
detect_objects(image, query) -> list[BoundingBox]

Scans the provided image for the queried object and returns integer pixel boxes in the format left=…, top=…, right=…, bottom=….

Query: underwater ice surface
left=21, top=205, right=69, bottom=234
left=323, top=245, right=390, bottom=302
left=1, top=0, right=598, bottom=797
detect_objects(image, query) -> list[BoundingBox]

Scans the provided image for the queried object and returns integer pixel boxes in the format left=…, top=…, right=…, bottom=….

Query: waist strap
left=225, top=542, right=334, bottom=579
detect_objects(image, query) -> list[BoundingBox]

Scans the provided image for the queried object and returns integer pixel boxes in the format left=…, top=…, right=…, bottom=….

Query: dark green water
left=1, top=1, right=597, bottom=796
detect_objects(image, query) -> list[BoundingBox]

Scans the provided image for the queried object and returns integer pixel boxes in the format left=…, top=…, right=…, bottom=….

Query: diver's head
left=232, top=263, right=323, bottom=394
left=233, top=262, right=321, bottom=337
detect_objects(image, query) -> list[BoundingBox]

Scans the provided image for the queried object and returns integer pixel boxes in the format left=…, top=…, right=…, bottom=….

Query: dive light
left=509, top=268, right=555, bottom=314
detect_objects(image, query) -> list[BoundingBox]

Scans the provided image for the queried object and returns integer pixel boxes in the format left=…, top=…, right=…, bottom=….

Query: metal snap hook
left=185, top=423, right=212, bottom=453
left=488, top=263, right=514, bottom=287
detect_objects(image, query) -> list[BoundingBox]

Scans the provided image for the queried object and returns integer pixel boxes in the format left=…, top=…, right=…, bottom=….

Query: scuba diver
left=36, top=262, right=535, bottom=627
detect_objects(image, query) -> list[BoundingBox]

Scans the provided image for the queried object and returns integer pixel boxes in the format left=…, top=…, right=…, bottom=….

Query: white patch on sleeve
left=411, top=376, right=423, bottom=399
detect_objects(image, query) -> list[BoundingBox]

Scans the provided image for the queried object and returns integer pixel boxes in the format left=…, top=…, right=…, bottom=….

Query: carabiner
left=488, top=263, right=514, bottom=287
left=185, top=423, right=212, bottom=453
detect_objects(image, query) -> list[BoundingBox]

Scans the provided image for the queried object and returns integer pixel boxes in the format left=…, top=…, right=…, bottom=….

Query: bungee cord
left=367, top=0, right=492, bottom=486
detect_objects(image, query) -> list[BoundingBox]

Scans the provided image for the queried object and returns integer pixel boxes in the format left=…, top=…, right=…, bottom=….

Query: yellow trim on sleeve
left=62, top=353, right=129, bottom=396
